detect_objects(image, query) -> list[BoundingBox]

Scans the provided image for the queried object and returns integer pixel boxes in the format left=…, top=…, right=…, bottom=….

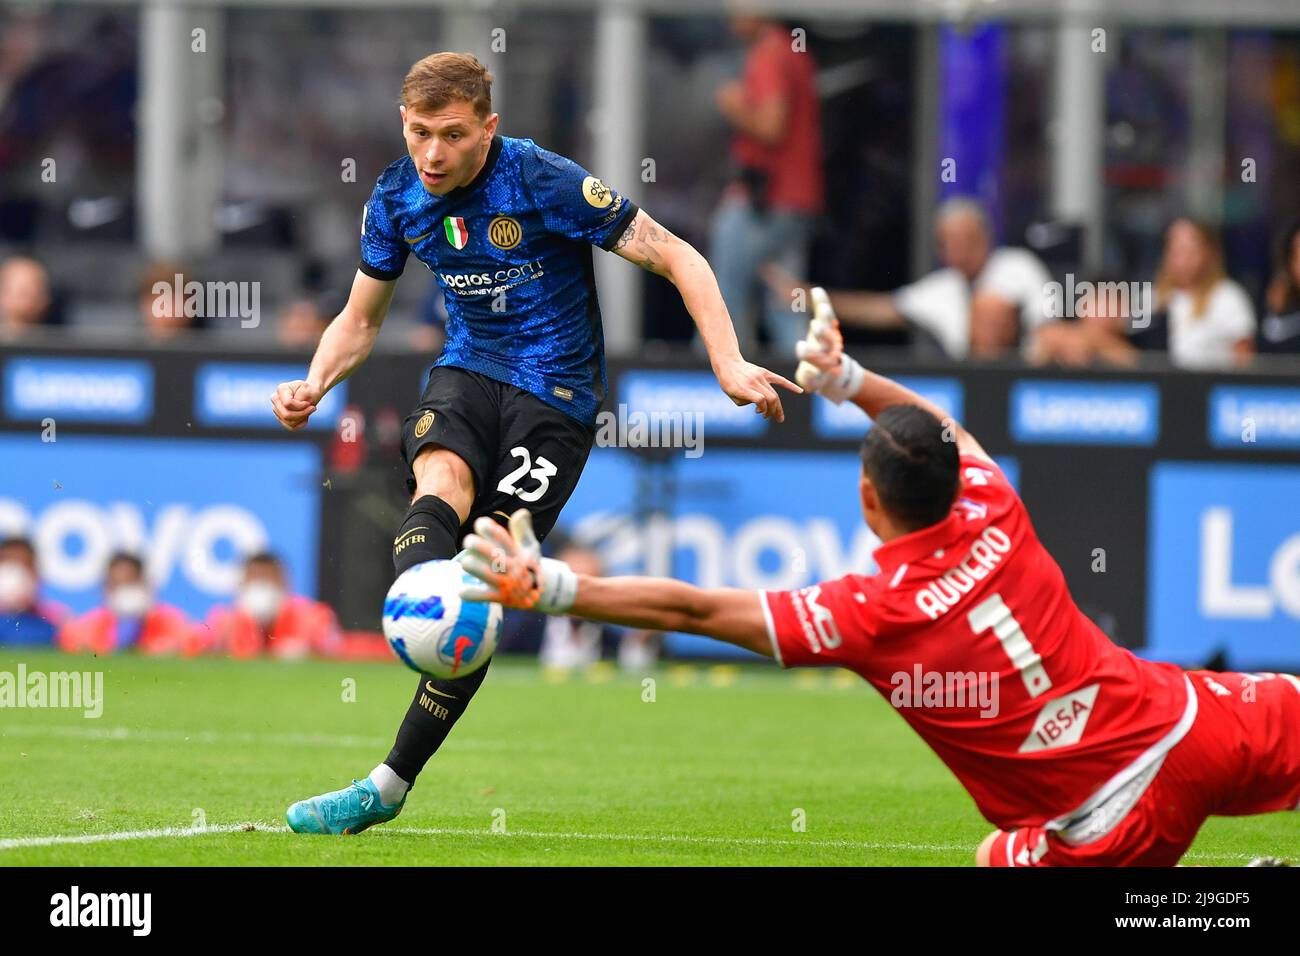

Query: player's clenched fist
left=270, top=379, right=322, bottom=430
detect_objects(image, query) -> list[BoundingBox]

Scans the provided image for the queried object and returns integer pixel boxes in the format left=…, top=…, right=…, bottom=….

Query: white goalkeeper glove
left=793, top=287, right=865, bottom=405
left=459, top=509, right=578, bottom=613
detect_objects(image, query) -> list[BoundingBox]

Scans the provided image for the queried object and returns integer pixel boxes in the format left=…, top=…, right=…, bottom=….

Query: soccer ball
left=382, top=559, right=503, bottom=679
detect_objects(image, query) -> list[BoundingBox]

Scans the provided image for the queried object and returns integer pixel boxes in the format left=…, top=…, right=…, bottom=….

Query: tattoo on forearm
left=614, top=221, right=636, bottom=251
left=617, top=217, right=676, bottom=273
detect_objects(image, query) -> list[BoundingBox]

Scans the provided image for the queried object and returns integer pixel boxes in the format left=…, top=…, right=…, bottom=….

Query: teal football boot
left=286, top=776, right=404, bottom=835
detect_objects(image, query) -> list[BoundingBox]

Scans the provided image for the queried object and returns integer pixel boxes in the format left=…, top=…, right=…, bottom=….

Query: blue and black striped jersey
left=359, top=135, right=638, bottom=426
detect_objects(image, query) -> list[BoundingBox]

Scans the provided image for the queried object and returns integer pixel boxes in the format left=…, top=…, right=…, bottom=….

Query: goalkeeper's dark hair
left=860, top=405, right=960, bottom=532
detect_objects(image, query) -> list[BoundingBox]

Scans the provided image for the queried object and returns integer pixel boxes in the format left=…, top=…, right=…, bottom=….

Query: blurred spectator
left=531, top=542, right=659, bottom=672
left=0, top=254, right=52, bottom=340
left=709, top=5, right=823, bottom=352
left=276, top=296, right=328, bottom=348
left=137, top=261, right=198, bottom=341
left=969, top=290, right=1022, bottom=359
left=1073, top=219, right=1256, bottom=369
left=617, top=629, right=662, bottom=673
left=412, top=282, right=448, bottom=354
left=0, top=11, right=54, bottom=180
left=540, top=615, right=604, bottom=671
left=409, top=321, right=446, bottom=354
left=538, top=544, right=605, bottom=671
left=204, top=552, right=341, bottom=659
left=57, top=552, right=198, bottom=656
left=1155, top=218, right=1255, bottom=368
left=0, top=536, right=69, bottom=646
left=1259, top=219, right=1300, bottom=354
left=1030, top=275, right=1142, bottom=369
left=767, top=198, right=1052, bottom=359
left=0, top=11, right=136, bottom=191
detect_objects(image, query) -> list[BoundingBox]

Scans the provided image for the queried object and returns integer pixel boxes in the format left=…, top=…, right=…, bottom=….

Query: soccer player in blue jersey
left=271, top=52, right=800, bottom=834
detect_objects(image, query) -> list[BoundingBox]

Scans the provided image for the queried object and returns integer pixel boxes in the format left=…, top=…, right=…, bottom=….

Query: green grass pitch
left=0, top=649, right=1293, bottom=866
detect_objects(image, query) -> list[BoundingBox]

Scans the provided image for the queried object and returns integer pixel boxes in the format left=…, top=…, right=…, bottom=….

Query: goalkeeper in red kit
left=457, top=292, right=1300, bottom=867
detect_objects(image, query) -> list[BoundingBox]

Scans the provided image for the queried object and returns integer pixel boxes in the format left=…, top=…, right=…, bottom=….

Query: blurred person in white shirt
left=1157, top=218, right=1255, bottom=369
left=537, top=542, right=662, bottom=672
left=538, top=543, right=605, bottom=671
left=1065, top=219, right=1256, bottom=370
left=765, top=198, right=1053, bottom=359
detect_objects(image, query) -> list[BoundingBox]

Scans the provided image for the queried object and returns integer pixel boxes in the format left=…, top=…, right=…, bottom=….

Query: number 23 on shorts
left=496, top=446, right=558, bottom=503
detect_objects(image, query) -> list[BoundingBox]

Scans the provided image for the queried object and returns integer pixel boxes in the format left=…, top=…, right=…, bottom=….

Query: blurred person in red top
left=58, top=552, right=198, bottom=656
left=205, top=552, right=341, bottom=659
left=709, top=4, right=823, bottom=352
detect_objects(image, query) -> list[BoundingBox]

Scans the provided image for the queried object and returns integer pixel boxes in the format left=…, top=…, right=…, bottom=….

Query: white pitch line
left=0, top=821, right=961, bottom=855
left=0, top=723, right=673, bottom=756
left=379, top=828, right=1275, bottom=861
left=0, top=723, right=782, bottom=760
left=1, top=724, right=394, bottom=750
left=0, top=823, right=280, bottom=850
left=0, top=821, right=1268, bottom=862
left=384, top=826, right=968, bottom=853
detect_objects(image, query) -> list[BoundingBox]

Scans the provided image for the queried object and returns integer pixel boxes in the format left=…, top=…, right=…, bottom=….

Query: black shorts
left=400, top=366, right=596, bottom=541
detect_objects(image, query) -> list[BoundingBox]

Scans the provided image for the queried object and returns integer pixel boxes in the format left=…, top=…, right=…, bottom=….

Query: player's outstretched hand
left=715, top=357, right=802, bottom=424
left=460, top=510, right=578, bottom=614
left=271, top=379, right=322, bottom=430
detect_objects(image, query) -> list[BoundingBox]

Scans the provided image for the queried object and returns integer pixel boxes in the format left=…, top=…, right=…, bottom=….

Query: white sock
left=369, top=763, right=410, bottom=805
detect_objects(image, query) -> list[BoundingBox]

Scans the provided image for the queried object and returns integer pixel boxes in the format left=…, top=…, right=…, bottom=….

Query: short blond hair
left=401, top=52, right=493, bottom=119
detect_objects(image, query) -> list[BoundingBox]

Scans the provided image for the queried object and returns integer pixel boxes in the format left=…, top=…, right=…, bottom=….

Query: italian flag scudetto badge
left=443, top=216, right=469, bottom=250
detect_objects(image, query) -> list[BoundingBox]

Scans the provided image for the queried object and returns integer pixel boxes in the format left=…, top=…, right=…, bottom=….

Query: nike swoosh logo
left=424, top=681, right=457, bottom=699
left=404, top=230, right=433, bottom=244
